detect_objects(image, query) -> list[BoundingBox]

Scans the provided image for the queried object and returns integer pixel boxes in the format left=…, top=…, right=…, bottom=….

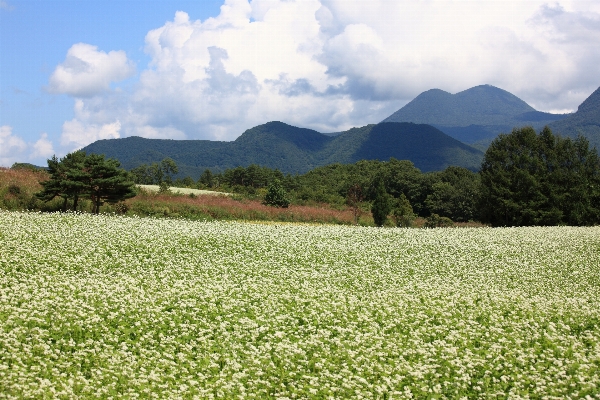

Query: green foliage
left=198, top=169, right=215, bottom=188
left=130, top=158, right=179, bottom=185
left=424, top=213, right=455, bottom=228
left=346, top=183, right=364, bottom=225
left=36, top=151, right=87, bottom=211
left=157, top=181, right=171, bottom=193
left=10, top=162, right=45, bottom=172
left=83, top=154, right=137, bottom=214
left=392, top=193, right=415, bottom=227
left=371, top=177, right=392, bottom=227
left=479, top=126, right=600, bottom=226
left=425, top=166, right=479, bottom=222
left=36, top=151, right=136, bottom=214
left=263, top=179, right=290, bottom=208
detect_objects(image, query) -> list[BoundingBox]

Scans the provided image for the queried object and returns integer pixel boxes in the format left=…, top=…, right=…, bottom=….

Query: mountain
left=549, top=87, right=600, bottom=150
left=81, top=121, right=484, bottom=176
left=382, top=85, right=570, bottom=146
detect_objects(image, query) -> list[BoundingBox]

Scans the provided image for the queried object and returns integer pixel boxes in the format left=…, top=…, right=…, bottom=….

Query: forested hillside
left=550, top=86, right=600, bottom=150
left=82, top=122, right=484, bottom=176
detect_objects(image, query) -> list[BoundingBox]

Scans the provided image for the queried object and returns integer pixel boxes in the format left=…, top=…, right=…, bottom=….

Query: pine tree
left=83, top=154, right=136, bottom=214
left=36, top=151, right=87, bottom=211
left=371, top=178, right=391, bottom=227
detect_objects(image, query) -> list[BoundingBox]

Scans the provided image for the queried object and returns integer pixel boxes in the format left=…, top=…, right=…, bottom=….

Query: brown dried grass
left=0, top=167, right=48, bottom=193
left=127, top=189, right=366, bottom=225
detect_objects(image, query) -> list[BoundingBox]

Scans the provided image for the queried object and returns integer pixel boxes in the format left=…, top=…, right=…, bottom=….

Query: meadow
left=1, top=210, right=599, bottom=398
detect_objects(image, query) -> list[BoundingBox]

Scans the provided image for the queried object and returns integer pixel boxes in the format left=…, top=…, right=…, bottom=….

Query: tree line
left=137, top=126, right=598, bottom=227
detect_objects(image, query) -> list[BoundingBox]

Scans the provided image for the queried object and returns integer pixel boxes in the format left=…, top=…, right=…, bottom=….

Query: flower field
left=1, top=211, right=599, bottom=399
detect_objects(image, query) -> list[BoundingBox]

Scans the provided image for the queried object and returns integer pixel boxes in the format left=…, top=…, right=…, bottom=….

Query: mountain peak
left=576, top=86, right=600, bottom=115
left=381, top=84, right=575, bottom=144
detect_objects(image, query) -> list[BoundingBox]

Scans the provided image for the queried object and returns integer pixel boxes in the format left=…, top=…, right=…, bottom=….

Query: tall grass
left=126, top=188, right=365, bottom=225
left=0, top=167, right=63, bottom=211
left=0, top=168, right=370, bottom=225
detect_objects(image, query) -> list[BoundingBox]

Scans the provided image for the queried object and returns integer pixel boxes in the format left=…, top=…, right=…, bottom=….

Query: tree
left=263, top=179, right=290, bottom=208
left=392, top=193, right=415, bottom=227
left=36, top=151, right=87, bottom=211
left=479, top=126, right=600, bottom=226
left=346, top=183, right=364, bottom=225
left=371, top=177, right=391, bottom=227
left=198, top=169, right=214, bottom=188
left=83, top=154, right=137, bottom=214
left=160, top=158, right=178, bottom=185
left=425, top=166, right=479, bottom=222
left=130, top=164, right=154, bottom=184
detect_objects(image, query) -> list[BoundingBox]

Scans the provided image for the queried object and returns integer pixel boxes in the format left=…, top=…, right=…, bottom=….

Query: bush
left=158, top=182, right=171, bottom=193
left=114, top=202, right=129, bottom=214
left=263, top=179, right=290, bottom=208
left=425, top=213, right=454, bottom=228
left=8, top=184, right=21, bottom=196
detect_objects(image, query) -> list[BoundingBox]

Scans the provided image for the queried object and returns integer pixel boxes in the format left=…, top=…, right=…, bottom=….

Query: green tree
left=83, top=154, right=137, bottom=214
left=425, top=166, right=479, bottom=222
left=346, top=183, right=364, bottom=225
left=160, top=158, right=178, bottom=185
left=479, top=126, right=600, bottom=226
left=198, top=169, right=214, bottom=188
left=371, top=177, right=391, bottom=227
left=263, top=179, right=290, bottom=208
left=392, top=193, right=415, bottom=227
left=130, top=164, right=154, bottom=184
left=36, top=151, right=87, bottom=211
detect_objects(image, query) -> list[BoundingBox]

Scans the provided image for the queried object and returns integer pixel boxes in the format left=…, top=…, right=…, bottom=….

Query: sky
left=1, top=0, right=599, bottom=167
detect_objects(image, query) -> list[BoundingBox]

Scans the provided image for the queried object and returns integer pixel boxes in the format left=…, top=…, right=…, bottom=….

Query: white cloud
left=0, top=126, right=27, bottom=166
left=61, top=119, right=121, bottom=150
left=47, top=43, right=135, bottom=97
left=0, top=126, right=56, bottom=167
left=50, top=0, right=600, bottom=149
left=31, top=133, right=55, bottom=160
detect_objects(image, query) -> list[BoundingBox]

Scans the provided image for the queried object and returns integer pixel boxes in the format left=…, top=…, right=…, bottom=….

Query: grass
left=0, top=168, right=369, bottom=225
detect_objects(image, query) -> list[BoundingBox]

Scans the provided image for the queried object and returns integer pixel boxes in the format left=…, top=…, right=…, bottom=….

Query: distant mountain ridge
left=81, top=85, right=600, bottom=178
left=549, top=86, right=600, bottom=149
left=82, top=122, right=484, bottom=177
left=382, top=85, right=571, bottom=146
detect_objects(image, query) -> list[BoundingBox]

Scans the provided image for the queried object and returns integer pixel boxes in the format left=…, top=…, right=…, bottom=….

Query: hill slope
left=549, top=86, right=600, bottom=149
left=382, top=85, right=569, bottom=144
left=81, top=122, right=484, bottom=176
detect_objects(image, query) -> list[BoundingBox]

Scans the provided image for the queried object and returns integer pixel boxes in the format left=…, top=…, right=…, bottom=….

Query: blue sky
left=1, top=0, right=599, bottom=167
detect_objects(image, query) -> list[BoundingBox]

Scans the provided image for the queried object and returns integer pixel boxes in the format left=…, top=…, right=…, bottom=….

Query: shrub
left=263, top=179, right=290, bottom=208
left=425, top=213, right=454, bottom=228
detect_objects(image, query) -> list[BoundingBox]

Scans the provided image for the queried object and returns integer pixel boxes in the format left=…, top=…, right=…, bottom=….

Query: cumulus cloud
left=0, top=126, right=27, bottom=166
left=0, top=126, right=55, bottom=167
left=31, top=133, right=55, bottom=160
left=61, top=119, right=121, bottom=150
left=50, top=0, right=600, bottom=149
left=47, top=43, right=135, bottom=97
